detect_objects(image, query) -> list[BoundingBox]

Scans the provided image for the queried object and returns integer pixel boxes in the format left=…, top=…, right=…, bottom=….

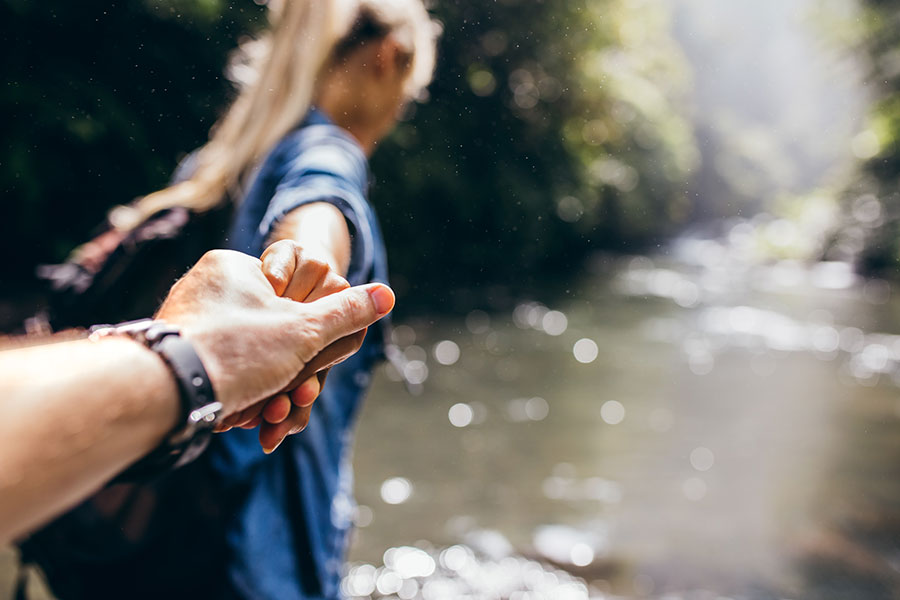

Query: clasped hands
left=155, top=240, right=393, bottom=454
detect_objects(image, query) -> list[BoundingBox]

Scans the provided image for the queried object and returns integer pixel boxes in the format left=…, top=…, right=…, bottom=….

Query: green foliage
left=836, top=0, right=900, bottom=276
left=0, top=0, right=696, bottom=309
left=370, top=0, right=696, bottom=303
left=0, top=0, right=264, bottom=280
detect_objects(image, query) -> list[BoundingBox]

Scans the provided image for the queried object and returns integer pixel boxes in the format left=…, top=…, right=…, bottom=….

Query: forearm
left=0, top=336, right=178, bottom=543
left=269, top=202, right=352, bottom=276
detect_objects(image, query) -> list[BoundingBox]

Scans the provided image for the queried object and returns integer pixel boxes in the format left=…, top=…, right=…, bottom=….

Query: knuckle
left=326, top=272, right=351, bottom=292
left=284, top=239, right=303, bottom=254
left=306, top=256, right=330, bottom=278
left=274, top=238, right=297, bottom=252
left=291, top=314, right=328, bottom=360
left=201, top=248, right=252, bottom=274
left=268, top=238, right=299, bottom=254
left=202, top=248, right=228, bottom=265
left=336, top=293, right=366, bottom=326
left=335, top=292, right=357, bottom=316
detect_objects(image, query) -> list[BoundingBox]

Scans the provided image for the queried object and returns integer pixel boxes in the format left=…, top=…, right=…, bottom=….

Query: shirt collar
left=305, top=106, right=333, bottom=126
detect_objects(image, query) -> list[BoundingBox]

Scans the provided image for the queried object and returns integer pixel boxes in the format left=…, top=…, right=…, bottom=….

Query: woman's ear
left=372, top=36, right=404, bottom=79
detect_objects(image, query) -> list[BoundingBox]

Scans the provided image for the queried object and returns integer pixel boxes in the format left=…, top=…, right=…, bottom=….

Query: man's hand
left=155, top=247, right=394, bottom=426
left=214, top=240, right=359, bottom=452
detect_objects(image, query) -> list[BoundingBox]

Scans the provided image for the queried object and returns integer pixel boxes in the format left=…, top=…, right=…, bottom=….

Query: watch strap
left=90, top=318, right=222, bottom=478
left=151, top=333, right=221, bottom=468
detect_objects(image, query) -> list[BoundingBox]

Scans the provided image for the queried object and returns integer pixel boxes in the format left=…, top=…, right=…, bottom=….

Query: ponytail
left=110, top=0, right=438, bottom=231
left=111, top=0, right=343, bottom=229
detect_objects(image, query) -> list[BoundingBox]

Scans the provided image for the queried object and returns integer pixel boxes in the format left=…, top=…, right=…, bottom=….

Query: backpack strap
left=14, top=560, right=29, bottom=600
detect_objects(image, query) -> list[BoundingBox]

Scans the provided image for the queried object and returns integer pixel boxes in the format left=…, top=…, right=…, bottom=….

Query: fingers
left=214, top=414, right=239, bottom=433
left=302, top=284, right=394, bottom=348
left=240, top=415, right=263, bottom=429
left=289, top=376, right=321, bottom=408
left=302, top=332, right=366, bottom=381
left=217, top=370, right=327, bottom=451
left=281, top=256, right=331, bottom=302
left=227, top=402, right=265, bottom=430
left=304, top=271, right=350, bottom=303
left=260, top=240, right=298, bottom=296
left=260, top=405, right=312, bottom=454
left=261, top=393, right=292, bottom=424
left=276, top=330, right=366, bottom=394
left=261, top=240, right=348, bottom=302
left=215, top=402, right=260, bottom=432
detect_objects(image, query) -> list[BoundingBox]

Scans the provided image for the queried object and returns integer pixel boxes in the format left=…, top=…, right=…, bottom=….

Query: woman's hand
left=211, top=240, right=371, bottom=453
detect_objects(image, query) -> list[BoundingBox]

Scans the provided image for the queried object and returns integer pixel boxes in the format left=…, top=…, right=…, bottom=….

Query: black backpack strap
left=14, top=560, right=29, bottom=600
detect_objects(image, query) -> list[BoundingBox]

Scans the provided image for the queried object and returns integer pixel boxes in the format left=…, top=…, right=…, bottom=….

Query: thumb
left=301, top=283, right=394, bottom=346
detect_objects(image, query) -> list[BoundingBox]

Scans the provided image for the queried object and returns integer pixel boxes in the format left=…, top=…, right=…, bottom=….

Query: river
left=345, top=236, right=900, bottom=599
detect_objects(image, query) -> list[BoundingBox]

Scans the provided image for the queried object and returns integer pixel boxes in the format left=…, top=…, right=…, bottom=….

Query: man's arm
left=0, top=336, right=180, bottom=543
left=0, top=245, right=394, bottom=543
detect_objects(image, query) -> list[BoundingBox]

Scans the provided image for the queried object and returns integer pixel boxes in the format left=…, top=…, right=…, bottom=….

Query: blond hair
left=111, top=0, right=439, bottom=230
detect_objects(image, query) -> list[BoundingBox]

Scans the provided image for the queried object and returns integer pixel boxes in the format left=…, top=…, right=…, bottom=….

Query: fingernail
left=262, top=444, right=277, bottom=454
left=368, top=285, right=395, bottom=315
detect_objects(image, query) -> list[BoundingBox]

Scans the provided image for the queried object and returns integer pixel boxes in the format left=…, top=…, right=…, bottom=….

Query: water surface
left=348, top=246, right=900, bottom=599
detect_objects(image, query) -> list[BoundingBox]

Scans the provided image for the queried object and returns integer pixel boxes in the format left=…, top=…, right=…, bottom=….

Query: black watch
left=89, top=318, right=222, bottom=472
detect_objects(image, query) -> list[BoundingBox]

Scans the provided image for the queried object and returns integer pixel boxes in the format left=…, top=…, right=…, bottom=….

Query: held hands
left=215, top=240, right=362, bottom=451
left=155, top=242, right=394, bottom=451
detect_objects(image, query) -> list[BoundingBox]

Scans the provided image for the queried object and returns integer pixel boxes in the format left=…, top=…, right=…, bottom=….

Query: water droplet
left=404, top=344, right=427, bottom=362
left=353, top=504, right=373, bottom=528
left=376, top=569, right=404, bottom=595
left=381, top=477, right=413, bottom=505
left=403, top=360, right=429, bottom=385
left=600, top=401, right=625, bottom=425
left=433, top=340, right=460, bottom=365
left=573, top=338, right=598, bottom=363
left=525, top=397, right=550, bottom=421
left=570, top=542, right=594, bottom=567
left=690, top=447, right=715, bottom=472
left=392, top=324, right=417, bottom=346
left=542, top=310, right=568, bottom=336
left=448, top=403, right=474, bottom=428
left=439, top=545, right=472, bottom=572
left=386, top=546, right=436, bottom=578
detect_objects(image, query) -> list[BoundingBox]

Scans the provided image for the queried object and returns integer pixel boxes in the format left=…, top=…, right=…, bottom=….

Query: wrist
left=90, top=319, right=222, bottom=470
left=92, top=336, right=181, bottom=435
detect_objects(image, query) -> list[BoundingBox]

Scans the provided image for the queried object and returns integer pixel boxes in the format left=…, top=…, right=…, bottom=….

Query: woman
left=22, top=1, right=439, bottom=599
left=199, top=2, right=437, bottom=596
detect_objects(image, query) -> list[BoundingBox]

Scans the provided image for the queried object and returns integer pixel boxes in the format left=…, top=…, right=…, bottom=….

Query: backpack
left=16, top=203, right=234, bottom=599
left=17, top=458, right=235, bottom=600
left=35, top=204, right=231, bottom=331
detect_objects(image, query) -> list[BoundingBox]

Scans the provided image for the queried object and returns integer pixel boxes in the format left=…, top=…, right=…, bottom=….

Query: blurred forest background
left=0, top=0, right=899, bottom=314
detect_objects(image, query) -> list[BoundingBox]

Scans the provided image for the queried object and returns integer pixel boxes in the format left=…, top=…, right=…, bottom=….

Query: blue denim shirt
left=214, top=109, right=388, bottom=600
